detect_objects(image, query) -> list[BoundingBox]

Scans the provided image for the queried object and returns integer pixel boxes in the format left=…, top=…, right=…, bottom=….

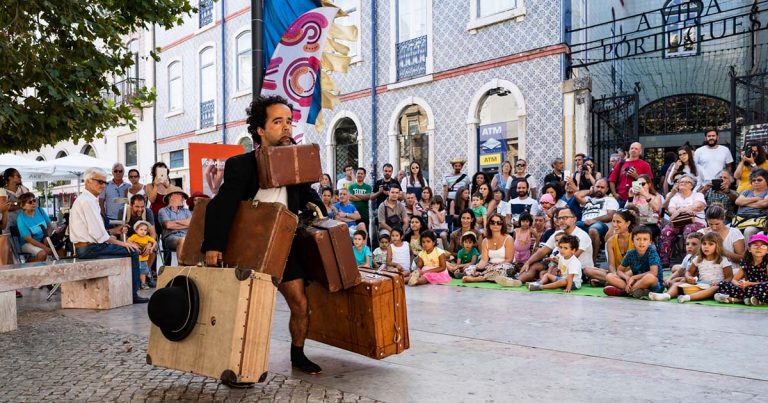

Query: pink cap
left=748, top=233, right=768, bottom=245
left=540, top=194, right=555, bottom=204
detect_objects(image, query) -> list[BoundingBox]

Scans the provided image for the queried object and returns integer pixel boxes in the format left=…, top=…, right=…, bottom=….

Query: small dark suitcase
left=306, top=268, right=409, bottom=359
left=256, top=144, right=322, bottom=188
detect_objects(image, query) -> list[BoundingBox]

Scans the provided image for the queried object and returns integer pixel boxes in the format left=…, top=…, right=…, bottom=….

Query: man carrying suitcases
left=202, top=95, right=326, bottom=381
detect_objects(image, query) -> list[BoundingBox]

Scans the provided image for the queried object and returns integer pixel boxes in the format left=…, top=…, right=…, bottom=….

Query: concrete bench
left=0, top=257, right=132, bottom=332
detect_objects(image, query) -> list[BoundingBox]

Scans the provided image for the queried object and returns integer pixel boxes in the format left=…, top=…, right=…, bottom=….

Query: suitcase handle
left=306, top=202, right=325, bottom=219
left=394, top=325, right=401, bottom=344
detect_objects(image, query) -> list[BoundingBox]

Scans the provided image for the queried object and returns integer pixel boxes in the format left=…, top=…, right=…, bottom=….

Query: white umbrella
left=0, top=153, right=54, bottom=180
left=42, top=153, right=115, bottom=192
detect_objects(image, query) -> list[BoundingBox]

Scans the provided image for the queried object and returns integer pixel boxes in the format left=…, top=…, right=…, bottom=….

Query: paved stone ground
left=0, top=310, right=377, bottom=402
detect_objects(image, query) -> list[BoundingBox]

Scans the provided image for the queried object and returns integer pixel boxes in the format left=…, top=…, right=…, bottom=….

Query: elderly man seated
left=158, top=186, right=191, bottom=257
left=69, top=168, right=147, bottom=304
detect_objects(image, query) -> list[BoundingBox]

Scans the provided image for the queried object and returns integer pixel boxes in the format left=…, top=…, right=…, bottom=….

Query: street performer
left=202, top=95, right=326, bottom=379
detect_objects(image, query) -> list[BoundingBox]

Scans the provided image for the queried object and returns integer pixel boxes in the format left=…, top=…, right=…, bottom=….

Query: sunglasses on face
left=489, top=220, right=503, bottom=225
left=128, top=175, right=139, bottom=178
left=26, top=198, right=37, bottom=204
left=90, top=178, right=108, bottom=185
left=113, top=170, right=123, bottom=173
left=516, top=164, right=526, bottom=167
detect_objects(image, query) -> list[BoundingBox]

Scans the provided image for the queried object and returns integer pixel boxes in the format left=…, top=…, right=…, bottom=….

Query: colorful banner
left=262, top=7, right=338, bottom=143
left=478, top=123, right=507, bottom=169
left=188, top=143, right=245, bottom=197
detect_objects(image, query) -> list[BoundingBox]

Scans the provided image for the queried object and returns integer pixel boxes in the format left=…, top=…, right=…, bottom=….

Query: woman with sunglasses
left=510, top=160, right=538, bottom=199
left=462, top=213, right=518, bottom=286
left=15, top=192, right=54, bottom=263
left=125, top=169, right=146, bottom=202
left=664, top=146, right=697, bottom=195
left=626, top=174, right=662, bottom=240
left=658, top=174, right=707, bottom=267
left=400, top=161, right=428, bottom=201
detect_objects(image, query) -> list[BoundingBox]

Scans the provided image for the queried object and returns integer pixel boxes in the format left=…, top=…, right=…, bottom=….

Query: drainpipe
left=221, top=0, right=228, bottom=144
left=370, top=0, right=378, bottom=179
left=251, top=0, right=263, bottom=98
left=152, top=24, right=158, bottom=162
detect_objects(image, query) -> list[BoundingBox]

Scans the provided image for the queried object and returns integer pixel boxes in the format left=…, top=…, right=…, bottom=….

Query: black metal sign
left=568, top=0, right=768, bottom=68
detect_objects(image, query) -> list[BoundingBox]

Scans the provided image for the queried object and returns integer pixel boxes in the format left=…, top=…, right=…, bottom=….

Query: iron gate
left=730, top=69, right=768, bottom=152
left=590, top=89, right=640, bottom=173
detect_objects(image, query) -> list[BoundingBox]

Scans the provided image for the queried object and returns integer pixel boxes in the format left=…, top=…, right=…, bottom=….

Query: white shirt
left=668, top=192, right=707, bottom=224
left=337, top=177, right=353, bottom=190
left=694, top=145, right=733, bottom=182
left=400, top=176, right=429, bottom=190
left=693, top=256, right=732, bottom=284
left=558, top=254, right=583, bottom=288
left=70, top=190, right=110, bottom=244
left=698, top=227, right=744, bottom=269
left=545, top=227, right=594, bottom=268
left=509, top=197, right=541, bottom=221
left=581, top=196, right=619, bottom=221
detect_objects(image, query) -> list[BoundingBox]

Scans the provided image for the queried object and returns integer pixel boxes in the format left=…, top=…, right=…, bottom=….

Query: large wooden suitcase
left=147, top=266, right=277, bottom=384
left=257, top=144, right=322, bottom=188
left=306, top=269, right=409, bottom=359
left=179, top=198, right=298, bottom=282
left=297, top=204, right=360, bottom=292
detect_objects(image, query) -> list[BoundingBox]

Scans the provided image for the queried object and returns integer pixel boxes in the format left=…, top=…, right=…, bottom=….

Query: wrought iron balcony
left=199, top=0, right=213, bottom=27
left=396, top=35, right=427, bottom=81
left=105, top=78, right=144, bottom=106
left=200, top=100, right=215, bottom=128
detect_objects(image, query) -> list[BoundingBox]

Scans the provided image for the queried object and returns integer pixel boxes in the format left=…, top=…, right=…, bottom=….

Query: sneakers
left=603, top=286, right=625, bottom=297
left=528, top=282, right=542, bottom=291
left=632, top=288, right=651, bottom=299
left=407, top=270, right=420, bottom=286
left=677, top=295, right=691, bottom=304
left=750, top=297, right=766, bottom=306
left=495, top=277, right=522, bottom=288
left=714, top=293, right=732, bottom=303
left=649, top=292, right=671, bottom=301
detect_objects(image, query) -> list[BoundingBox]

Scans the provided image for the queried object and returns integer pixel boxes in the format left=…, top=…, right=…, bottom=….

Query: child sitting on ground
left=386, top=228, right=412, bottom=275
left=650, top=232, right=733, bottom=303
left=529, top=234, right=582, bottom=293
left=427, top=196, right=450, bottom=248
left=604, top=226, right=664, bottom=298
left=664, top=232, right=703, bottom=288
left=470, top=192, right=487, bottom=234
left=127, top=220, right=156, bottom=289
left=450, top=232, right=480, bottom=279
left=352, top=230, right=372, bottom=269
left=715, top=233, right=768, bottom=306
left=372, top=234, right=390, bottom=270
left=407, top=230, right=450, bottom=286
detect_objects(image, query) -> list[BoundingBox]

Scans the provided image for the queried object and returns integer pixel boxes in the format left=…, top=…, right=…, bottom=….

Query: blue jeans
left=76, top=243, right=140, bottom=297
left=576, top=221, right=609, bottom=239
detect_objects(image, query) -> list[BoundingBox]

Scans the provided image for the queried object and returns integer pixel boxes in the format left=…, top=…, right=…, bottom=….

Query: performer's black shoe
left=221, top=379, right=256, bottom=389
left=291, top=345, right=322, bottom=374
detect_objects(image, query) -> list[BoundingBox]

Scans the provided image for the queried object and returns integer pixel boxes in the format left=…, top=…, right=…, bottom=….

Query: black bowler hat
left=148, top=275, right=200, bottom=342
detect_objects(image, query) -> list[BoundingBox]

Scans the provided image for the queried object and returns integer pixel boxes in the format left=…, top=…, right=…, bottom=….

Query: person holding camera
left=735, top=141, right=768, bottom=193
left=608, top=142, right=654, bottom=207
left=574, top=156, right=601, bottom=191
left=698, top=170, right=738, bottom=222
left=664, top=146, right=698, bottom=195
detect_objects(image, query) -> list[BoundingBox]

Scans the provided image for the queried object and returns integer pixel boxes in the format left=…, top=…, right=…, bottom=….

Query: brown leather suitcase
left=147, top=266, right=277, bottom=384
left=179, top=198, right=298, bottom=282
left=306, top=268, right=409, bottom=359
left=257, top=144, right=322, bottom=188
left=297, top=206, right=360, bottom=292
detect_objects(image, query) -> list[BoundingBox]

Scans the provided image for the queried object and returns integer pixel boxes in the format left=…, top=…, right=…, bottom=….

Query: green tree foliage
left=0, top=0, right=195, bottom=152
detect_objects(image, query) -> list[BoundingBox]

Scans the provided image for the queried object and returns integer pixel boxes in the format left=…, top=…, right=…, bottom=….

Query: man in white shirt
left=508, top=180, right=541, bottom=225
left=336, top=164, right=354, bottom=190
left=574, top=179, right=619, bottom=261
left=694, top=130, right=734, bottom=182
left=70, top=168, right=146, bottom=304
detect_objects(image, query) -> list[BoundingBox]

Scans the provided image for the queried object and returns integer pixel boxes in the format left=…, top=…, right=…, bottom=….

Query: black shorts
left=281, top=240, right=306, bottom=283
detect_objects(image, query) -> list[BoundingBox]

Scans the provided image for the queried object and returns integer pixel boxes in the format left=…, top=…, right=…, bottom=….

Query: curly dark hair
left=246, top=95, right=294, bottom=145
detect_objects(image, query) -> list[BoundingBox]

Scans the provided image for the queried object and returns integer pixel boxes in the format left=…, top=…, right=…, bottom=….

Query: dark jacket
left=201, top=151, right=325, bottom=253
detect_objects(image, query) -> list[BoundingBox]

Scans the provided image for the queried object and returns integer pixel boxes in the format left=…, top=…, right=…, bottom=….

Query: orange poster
left=188, top=143, right=245, bottom=196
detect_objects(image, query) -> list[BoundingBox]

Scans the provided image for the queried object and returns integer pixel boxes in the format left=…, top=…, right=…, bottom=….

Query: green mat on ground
left=440, top=279, right=768, bottom=310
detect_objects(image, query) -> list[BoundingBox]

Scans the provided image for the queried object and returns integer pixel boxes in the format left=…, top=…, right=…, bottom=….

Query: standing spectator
left=698, top=170, right=738, bottom=221
left=510, top=159, right=538, bottom=199
left=373, top=163, right=402, bottom=209
left=543, top=158, right=565, bottom=187
left=470, top=171, right=491, bottom=196
left=574, top=153, right=586, bottom=177
left=311, top=173, right=333, bottom=196
left=400, top=161, right=428, bottom=200
left=336, top=164, right=354, bottom=190
left=70, top=168, right=145, bottom=303
left=396, top=169, right=406, bottom=184
left=626, top=174, right=662, bottom=239
left=734, top=169, right=768, bottom=241
left=735, top=141, right=768, bottom=193
left=442, top=158, right=470, bottom=217
left=574, top=157, right=601, bottom=191
left=0, top=168, right=30, bottom=232
left=349, top=167, right=378, bottom=234
left=606, top=153, right=622, bottom=181
left=508, top=180, right=541, bottom=225
left=608, top=142, right=654, bottom=206
left=158, top=186, right=191, bottom=256
left=664, top=146, right=697, bottom=195
left=334, top=188, right=363, bottom=234
left=16, top=192, right=54, bottom=262
left=377, top=187, right=408, bottom=236
left=574, top=179, right=619, bottom=261
left=125, top=168, right=146, bottom=202
left=144, top=162, right=170, bottom=217
left=101, top=163, right=130, bottom=221
left=491, top=161, right=514, bottom=200
left=694, top=129, right=734, bottom=182
left=658, top=175, right=707, bottom=267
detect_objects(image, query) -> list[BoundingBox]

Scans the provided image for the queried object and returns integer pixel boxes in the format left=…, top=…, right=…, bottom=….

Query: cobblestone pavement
left=0, top=310, right=378, bottom=402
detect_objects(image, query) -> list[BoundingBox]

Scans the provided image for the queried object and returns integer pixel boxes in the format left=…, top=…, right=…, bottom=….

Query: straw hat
left=163, top=185, right=189, bottom=204
left=449, top=157, right=467, bottom=165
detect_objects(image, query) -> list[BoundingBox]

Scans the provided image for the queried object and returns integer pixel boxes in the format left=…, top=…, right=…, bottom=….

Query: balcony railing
left=105, top=78, right=144, bottom=106
left=199, top=0, right=213, bottom=27
left=396, top=35, right=428, bottom=81
left=200, top=100, right=215, bottom=128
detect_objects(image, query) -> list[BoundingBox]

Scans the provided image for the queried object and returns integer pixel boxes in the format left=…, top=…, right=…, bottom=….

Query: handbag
left=671, top=212, right=694, bottom=228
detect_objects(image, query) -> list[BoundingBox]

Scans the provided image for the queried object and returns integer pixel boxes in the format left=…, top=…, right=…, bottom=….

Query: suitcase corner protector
left=234, top=268, right=253, bottom=281
left=220, top=369, right=237, bottom=384
left=271, top=276, right=280, bottom=287
left=259, top=371, right=269, bottom=383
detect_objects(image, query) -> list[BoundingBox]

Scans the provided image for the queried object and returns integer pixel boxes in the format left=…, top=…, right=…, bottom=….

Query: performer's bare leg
left=278, top=278, right=322, bottom=374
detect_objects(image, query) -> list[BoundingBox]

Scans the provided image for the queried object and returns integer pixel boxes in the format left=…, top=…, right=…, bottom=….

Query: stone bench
left=0, top=257, right=132, bottom=332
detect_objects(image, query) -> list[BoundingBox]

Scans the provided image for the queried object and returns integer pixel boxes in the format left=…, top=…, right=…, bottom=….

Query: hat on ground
left=133, top=220, right=152, bottom=232
left=163, top=185, right=189, bottom=205
left=450, top=157, right=467, bottom=165
left=148, top=275, right=200, bottom=342
left=540, top=194, right=555, bottom=204
left=748, top=233, right=768, bottom=245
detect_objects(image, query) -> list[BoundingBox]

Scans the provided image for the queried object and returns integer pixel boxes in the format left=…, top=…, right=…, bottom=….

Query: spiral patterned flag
left=261, top=7, right=338, bottom=144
